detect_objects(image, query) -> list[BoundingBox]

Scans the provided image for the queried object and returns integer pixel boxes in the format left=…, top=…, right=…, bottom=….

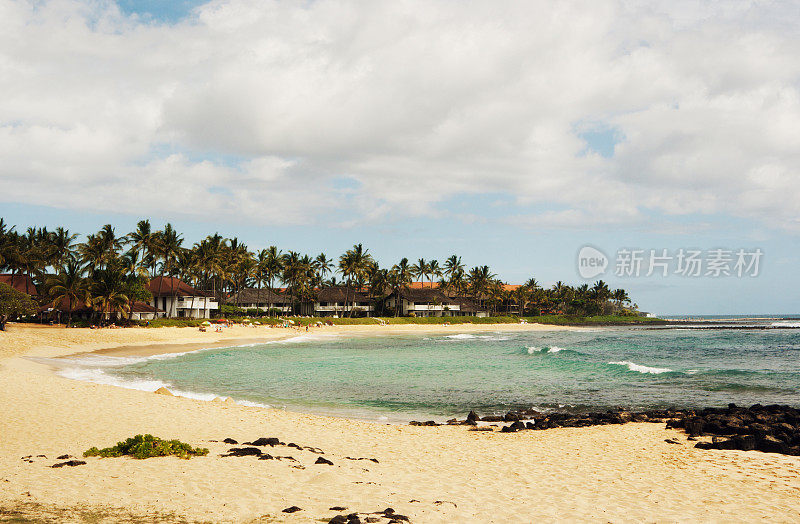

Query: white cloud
left=1, top=0, right=799, bottom=231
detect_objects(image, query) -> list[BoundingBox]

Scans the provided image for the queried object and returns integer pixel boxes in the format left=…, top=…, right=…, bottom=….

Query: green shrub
left=83, top=434, right=209, bottom=460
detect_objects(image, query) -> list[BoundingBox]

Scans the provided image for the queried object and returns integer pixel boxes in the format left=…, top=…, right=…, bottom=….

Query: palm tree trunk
left=257, top=280, right=261, bottom=317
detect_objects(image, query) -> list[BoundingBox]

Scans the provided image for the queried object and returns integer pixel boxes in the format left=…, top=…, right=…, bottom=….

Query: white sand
left=1, top=324, right=799, bottom=522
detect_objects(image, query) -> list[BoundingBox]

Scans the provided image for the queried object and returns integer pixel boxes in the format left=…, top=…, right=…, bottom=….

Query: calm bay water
left=61, top=323, right=800, bottom=422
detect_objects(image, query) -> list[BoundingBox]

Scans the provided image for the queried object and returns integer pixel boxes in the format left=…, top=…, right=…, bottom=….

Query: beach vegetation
left=83, top=434, right=209, bottom=459
left=0, top=282, right=38, bottom=330
left=0, top=218, right=651, bottom=325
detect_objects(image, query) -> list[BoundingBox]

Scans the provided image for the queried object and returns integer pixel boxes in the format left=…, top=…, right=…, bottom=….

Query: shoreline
left=2, top=324, right=799, bottom=522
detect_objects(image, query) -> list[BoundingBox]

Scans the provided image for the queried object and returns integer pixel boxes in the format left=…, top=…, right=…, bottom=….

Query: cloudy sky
left=1, top=0, right=799, bottom=314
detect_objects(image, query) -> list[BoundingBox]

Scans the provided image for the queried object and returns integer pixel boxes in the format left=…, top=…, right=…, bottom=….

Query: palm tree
left=443, top=255, right=464, bottom=280
left=428, top=260, right=442, bottom=287
left=389, top=258, right=412, bottom=317
left=467, top=265, right=496, bottom=309
left=366, top=264, right=388, bottom=316
left=46, top=261, right=90, bottom=325
left=78, top=234, right=105, bottom=274
left=315, top=253, right=334, bottom=280
left=412, top=258, right=428, bottom=287
left=612, top=288, right=630, bottom=310
left=51, top=227, right=77, bottom=267
left=513, top=285, right=531, bottom=316
left=154, top=224, right=184, bottom=313
left=90, top=268, right=130, bottom=323
left=263, top=246, right=283, bottom=316
left=282, top=251, right=301, bottom=315
left=127, top=220, right=158, bottom=277
left=339, top=244, right=373, bottom=317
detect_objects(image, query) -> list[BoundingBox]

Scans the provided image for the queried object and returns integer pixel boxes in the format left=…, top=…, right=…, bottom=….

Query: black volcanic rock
left=221, top=447, right=262, bottom=457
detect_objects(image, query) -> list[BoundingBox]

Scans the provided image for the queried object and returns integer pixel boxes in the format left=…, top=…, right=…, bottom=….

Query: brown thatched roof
left=316, top=287, right=370, bottom=303
left=226, top=288, right=289, bottom=305
left=392, top=287, right=458, bottom=304
left=148, top=277, right=212, bottom=297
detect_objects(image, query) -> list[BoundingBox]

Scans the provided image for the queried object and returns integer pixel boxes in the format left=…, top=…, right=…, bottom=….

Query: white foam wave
left=49, top=345, right=233, bottom=369
left=57, top=366, right=170, bottom=391
left=608, top=361, right=673, bottom=374
left=56, top=366, right=271, bottom=405
left=263, top=333, right=339, bottom=344
left=527, top=346, right=566, bottom=354
left=771, top=322, right=800, bottom=328
left=446, top=333, right=511, bottom=341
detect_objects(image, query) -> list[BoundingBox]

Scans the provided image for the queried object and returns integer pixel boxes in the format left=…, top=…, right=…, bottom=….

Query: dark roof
left=148, top=277, right=211, bottom=297
left=316, top=287, right=370, bottom=302
left=453, top=297, right=487, bottom=313
left=131, top=301, right=162, bottom=313
left=40, top=296, right=91, bottom=313
left=393, top=287, right=458, bottom=304
left=227, top=288, right=289, bottom=305
left=0, top=274, right=38, bottom=296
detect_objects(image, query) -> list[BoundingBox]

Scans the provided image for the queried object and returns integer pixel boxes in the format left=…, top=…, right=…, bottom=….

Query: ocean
left=53, top=321, right=800, bottom=422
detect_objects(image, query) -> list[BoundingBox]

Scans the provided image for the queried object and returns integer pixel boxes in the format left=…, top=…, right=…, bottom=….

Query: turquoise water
left=64, top=324, right=800, bottom=421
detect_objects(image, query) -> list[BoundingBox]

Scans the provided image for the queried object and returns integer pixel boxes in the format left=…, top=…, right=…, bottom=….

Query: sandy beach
left=1, top=323, right=799, bottom=523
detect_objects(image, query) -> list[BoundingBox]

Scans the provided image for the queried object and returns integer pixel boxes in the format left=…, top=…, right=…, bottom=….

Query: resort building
left=128, top=302, right=163, bottom=320
left=385, top=288, right=485, bottom=317
left=311, top=287, right=374, bottom=317
left=226, top=288, right=292, bottom=314
left=40, top=298, right=163, bottom=322
left=148, top=276, right=217, bottom=318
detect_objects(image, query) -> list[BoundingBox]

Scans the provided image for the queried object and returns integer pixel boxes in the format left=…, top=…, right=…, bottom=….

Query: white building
left=148, top=277, right=218, bottom=318
left=385, top=288, right=485, bottom=317
left=311, top=287, right=374, bottom=317
left=228, top=288, right=292, bottom=314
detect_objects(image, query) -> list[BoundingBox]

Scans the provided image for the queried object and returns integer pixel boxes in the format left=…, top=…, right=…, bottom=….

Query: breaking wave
left=771, top=322, right=800, bottom=328
left=608, top=361, right=674, bottom=374
left=527, top=346, right=567, bottom=354
left=445, top=333, right=511, bottom=341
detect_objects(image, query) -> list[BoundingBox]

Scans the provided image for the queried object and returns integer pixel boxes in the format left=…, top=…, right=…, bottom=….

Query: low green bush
left=83, top=434, right=209, bottom=460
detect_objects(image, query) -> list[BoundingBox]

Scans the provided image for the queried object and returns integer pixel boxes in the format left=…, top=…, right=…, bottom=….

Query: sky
left=1, top=0, right=799, bottom=315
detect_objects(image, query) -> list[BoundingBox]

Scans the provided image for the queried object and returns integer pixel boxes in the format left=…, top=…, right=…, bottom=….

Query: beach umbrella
left=202, top=321, right=211, bottom=326
left=242, top=319, right=251, bottom=323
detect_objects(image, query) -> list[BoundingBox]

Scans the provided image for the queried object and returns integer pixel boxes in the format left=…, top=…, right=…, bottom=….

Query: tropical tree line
left=0, top=218, right=635, bottom=321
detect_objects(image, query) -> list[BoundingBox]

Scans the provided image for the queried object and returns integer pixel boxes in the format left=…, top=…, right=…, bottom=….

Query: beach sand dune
left=1, top=325, right=799, bottom=522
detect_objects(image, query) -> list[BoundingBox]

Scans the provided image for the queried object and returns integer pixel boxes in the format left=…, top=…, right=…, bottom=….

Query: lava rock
left=223, top=438, right=238, bottom=444
left=51, top=460, right=86, bottom=468
left=315, top=457, right=334, bottom=465
left=246, top=437, right=282, bottom=446
left=282, top=506, right=302, bottom=513
left=221, top=447, right=262, bottom=457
